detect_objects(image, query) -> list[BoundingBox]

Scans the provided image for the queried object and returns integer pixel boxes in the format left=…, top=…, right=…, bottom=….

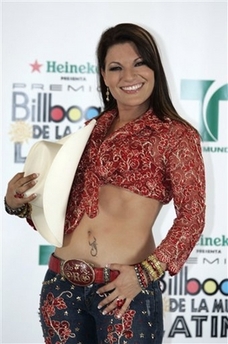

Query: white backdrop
left=2, top=2, right=228, bottom=343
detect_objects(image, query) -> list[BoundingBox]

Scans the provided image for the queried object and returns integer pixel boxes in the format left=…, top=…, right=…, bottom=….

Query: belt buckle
left=62, top=259, right=95, bottom=286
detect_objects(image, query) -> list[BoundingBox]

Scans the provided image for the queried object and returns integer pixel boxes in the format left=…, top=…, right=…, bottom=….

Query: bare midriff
left=55, top=184, right=162, bottom=267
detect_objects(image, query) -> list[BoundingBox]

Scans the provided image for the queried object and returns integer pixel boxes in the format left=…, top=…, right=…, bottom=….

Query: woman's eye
left=135, top=60, right=145, bottom=67
left=109, top=66, right=121, bottom=71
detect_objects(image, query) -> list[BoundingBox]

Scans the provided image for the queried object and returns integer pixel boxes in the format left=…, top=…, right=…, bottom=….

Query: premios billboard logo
left=9, top=59, right=101, bottom=163
left=159, top=233, right=228, bottom=339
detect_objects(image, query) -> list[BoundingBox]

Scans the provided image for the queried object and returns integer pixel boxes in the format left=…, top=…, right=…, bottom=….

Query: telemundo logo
left=181, top=80, right=228, bottom=151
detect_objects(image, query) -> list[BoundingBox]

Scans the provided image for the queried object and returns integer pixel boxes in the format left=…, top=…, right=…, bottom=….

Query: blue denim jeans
left=39, top=269, right=163, bottom=344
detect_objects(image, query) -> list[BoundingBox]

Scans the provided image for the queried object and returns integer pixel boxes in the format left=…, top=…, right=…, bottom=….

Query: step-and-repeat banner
left=2, top=2, right=227, bottom=343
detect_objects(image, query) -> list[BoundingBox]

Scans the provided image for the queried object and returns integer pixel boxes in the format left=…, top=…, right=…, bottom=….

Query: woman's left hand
left=97, top=263, right=142, bottom=318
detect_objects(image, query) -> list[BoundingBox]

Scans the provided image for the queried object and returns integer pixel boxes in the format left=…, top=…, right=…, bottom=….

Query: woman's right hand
left=5, top=172, right=39, bottom=209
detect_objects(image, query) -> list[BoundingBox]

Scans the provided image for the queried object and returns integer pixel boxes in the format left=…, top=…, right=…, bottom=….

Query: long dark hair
left=96, top=23, right=191, bottom=126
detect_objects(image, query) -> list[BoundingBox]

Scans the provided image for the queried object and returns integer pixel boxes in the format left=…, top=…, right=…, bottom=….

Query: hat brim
left=23, top=119, right=96, bottom=247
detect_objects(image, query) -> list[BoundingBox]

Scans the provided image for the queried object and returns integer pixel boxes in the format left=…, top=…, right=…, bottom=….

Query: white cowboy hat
left=23, top=119, right=96, bottom=247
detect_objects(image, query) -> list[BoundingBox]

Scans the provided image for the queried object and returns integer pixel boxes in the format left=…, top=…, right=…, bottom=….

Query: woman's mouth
left=121, top=83, right=143, bottom=92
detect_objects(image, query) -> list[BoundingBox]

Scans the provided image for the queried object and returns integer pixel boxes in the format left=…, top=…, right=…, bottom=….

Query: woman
left=4, top=23, right=206, bottom=343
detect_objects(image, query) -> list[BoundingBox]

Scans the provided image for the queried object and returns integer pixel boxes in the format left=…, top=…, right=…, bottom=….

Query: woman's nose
left=122, top=68, right=136, bottom=81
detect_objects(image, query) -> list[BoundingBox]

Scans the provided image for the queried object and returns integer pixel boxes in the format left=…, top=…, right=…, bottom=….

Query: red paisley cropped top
left=63, top=108, right=206, bottom=275
left=27, top=108, right=206, bottom=275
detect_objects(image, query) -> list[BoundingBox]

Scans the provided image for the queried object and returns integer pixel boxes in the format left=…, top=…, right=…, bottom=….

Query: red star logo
left=30, top=60, right=43, bottom=72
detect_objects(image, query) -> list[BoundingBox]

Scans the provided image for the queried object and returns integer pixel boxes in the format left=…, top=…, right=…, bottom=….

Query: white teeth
left=122, top=84, right=142, bottom=91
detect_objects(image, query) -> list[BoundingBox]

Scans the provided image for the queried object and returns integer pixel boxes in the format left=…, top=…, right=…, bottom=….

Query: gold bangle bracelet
left=141, top=260, right=158, bottom=281
left=147, top=255, right=164, bottom=276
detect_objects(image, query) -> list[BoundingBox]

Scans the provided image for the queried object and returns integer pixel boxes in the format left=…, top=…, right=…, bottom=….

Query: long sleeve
left=154, top=125, right=206, bottom=276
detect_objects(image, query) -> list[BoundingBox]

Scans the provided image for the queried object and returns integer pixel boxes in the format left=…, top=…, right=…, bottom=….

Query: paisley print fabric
left=64, top=108, right=205, bottom=275
left=28, top=108, right=205, bottom=276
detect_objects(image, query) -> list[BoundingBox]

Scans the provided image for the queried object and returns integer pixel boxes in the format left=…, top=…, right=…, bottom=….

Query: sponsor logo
left=30, top=60, right=43, bottom=73
left=181, top=80, right=228, bottom=151
left=9, top=82, right=101, bottom=163
left=29, top=60, right=98, bottom=74
left=161, top=266, right=228, bottom=296
left=197, top=235, right=228, bottom=247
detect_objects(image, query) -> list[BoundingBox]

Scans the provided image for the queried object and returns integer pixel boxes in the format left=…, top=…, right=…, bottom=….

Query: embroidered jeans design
left=39, top=269, right=163, bottom=344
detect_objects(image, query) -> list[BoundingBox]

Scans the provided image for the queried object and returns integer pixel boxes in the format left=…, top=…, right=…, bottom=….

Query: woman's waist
left=54, top=245, right=155, bottom=268
left=48, top=253, right=120, bottom=286
left=57, top=212, right=156, bottom=265
left=55, top=230, right=156, bottom=267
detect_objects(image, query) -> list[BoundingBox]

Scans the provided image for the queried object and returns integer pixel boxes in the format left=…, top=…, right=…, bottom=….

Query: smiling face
left=101, top=42, right=155, bottom=113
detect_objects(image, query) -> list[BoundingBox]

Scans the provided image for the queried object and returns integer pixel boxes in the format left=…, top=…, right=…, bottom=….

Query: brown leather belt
left=49, top=254, right=120, bottom=286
